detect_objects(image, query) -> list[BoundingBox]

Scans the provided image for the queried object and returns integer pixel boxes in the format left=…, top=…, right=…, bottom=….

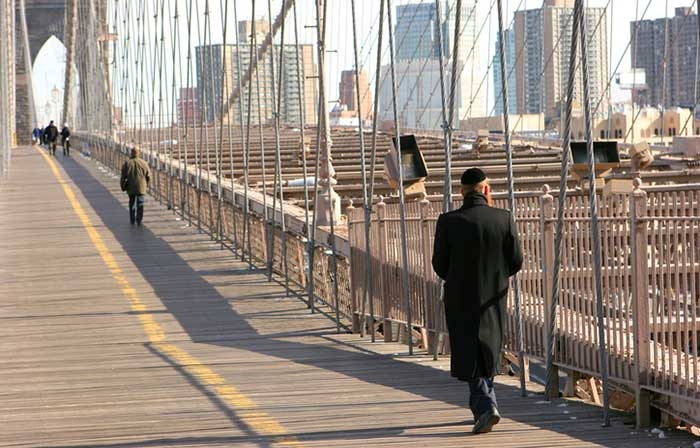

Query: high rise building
left=492, top=28, right=517, bottom=115
left=337, top=70, right=372, bottom=122
left=382, top=0, right=481, bottom=129
left=513, top=0, right=608, bottom=120
left=195, top=22, right=317, bottom=125
left=395, top=3, right=443, bottom=60
left=176, top=87, right=200, bottom=125
left=631, top=7, right=698, bottom=108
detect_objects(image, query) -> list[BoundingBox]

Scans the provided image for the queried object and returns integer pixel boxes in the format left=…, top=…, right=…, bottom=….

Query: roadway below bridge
left=0, top=145, right=697, bottom=447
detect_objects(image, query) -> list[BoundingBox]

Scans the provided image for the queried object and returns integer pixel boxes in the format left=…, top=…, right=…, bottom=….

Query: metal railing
left=347, top=184, right=700, bottom=426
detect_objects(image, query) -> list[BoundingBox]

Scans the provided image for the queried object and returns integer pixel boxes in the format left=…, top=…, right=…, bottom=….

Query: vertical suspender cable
left=365, top=0, right=386, bottom=341
left=203, top=0, right=222, bottom=245
left=278, top=0, right=292, bottom=295
left=606, top=1, right=613, bottom=140
left=194, top=1, right=205, bottom=232
left=218, top=0, right=230, bottom=250
left=243, top=0, right=258, bottom=268
left=497, top=0, right=527, bottom=397
left=386, top=0, right=414, bottom=354
left=155, top=0, right=167, bottom=206
left=203, top=0, right=218, bottom=239
left=252, top=19, right=272, bottom=276
left=235, top=0, right=254, bottom=267
left=162, top=0, right=173, bottom=211
left=136, top=0, right=146, bottom=144
left=266, top=0, right=279, bottom=280
left=292, top=1, right=312, bottom=307
left=164, top=0, right=175, bottom=210
left=545, top=0, right=581, bottom=402
left=433, top=0, right=450, bottom=358
left=218, top=0, right=238, bottom=253
left=183, top=0, right=195, bottom=227
left=266, top=0, right=286, bottom=289
left=578, top=2, right=611, bottom=427
left=147, top=0, right=160, bottom=198
left=446, top=0, right=462, bottom=204
left=319, top=0, right=342, bottom=332
left=169, top=0, right=182, bottom=214
left=308, top=0, right=332, bottom=317
left=434, top=0, right=450, bottom=212
left=350, top=0, right=370, bottom=336
left=660, top=0, right=669, bottom=145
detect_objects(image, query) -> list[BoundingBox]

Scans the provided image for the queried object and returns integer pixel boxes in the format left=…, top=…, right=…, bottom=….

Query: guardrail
left=347, top=183, right=700, bottom=427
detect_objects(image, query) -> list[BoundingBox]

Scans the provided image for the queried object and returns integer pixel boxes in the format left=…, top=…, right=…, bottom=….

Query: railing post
left=346, top=200, right=361, bottom=333
left=630, top=178, right=651, bottom=428
left=419, top=193, right=433, bottom=352
left=297, top=237, right=307, bottom=289
left=376, top=197, right=392, bottom=342
left=259, top=214, right=268, bottom=264
left=540, top=185, right=559, bottom=399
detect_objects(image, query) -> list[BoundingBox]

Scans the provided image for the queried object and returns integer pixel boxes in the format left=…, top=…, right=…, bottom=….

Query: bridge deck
left=0, top=146, right=695, bottom=447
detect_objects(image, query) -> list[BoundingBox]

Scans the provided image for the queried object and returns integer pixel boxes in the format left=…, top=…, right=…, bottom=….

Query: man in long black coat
left=432, top=167, right=523, bottom=434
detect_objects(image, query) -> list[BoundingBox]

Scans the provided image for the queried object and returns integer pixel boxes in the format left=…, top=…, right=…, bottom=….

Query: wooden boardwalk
left=0, top=146, right=696, bottom=447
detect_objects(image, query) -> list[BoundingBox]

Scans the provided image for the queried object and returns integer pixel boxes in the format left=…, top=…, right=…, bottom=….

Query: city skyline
left=29, top=0, right=700, bottom=128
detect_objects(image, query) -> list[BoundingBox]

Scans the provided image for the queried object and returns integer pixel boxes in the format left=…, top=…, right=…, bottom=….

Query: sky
left=31, top=0, right=698, bottom=126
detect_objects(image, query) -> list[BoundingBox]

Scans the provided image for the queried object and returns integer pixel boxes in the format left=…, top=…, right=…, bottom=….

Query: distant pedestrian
left=43, top=121, right=59, bottom=156
left=60, top=124, right=71, bottom=156
left=32, top=126, right=42, bottom=145
left=432, top=167, right=523, bottom=435
left=120, top=148, right=151, bottom=226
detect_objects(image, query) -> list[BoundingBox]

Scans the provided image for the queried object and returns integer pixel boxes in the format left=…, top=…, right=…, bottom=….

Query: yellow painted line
left=37, top=147, right=303, bottom=447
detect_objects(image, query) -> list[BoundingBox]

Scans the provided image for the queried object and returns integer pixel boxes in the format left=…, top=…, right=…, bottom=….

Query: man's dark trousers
left=469, top=377, right=497, bottom=420
left=129, top=194, right=145, bottom=225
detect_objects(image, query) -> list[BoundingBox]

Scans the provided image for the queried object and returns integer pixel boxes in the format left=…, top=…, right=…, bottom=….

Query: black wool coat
left=432, top=193, right=523, bottom=381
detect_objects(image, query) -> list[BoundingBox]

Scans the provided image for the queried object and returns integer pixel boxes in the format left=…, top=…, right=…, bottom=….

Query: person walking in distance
left=120, top=148, right=151, bottom=226
left=32, top=125, right=42, bottom=145
left=432, top=168, right=523, bottom=435
left=60, top=123, right=71, bottom=156
left=43, top=121, right=59, bottom=156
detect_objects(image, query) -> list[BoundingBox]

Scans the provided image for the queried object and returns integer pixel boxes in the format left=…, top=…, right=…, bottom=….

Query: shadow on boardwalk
left=55, top=154, right=685, bottom=448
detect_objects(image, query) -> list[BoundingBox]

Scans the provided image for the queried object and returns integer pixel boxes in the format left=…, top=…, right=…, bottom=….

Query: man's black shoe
left=472, top=407, right=500, bottom=434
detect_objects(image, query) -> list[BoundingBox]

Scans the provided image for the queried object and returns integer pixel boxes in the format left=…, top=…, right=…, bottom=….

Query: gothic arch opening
left=32, top=36, right=79, bottom=128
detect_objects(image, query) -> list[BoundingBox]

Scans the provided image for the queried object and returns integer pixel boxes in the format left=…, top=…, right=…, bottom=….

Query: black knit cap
left=460, top=167, right=486, bottom=185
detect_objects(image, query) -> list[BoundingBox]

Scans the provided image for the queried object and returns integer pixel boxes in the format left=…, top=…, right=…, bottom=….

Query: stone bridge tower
left=14, top=0, right=111, bottom=144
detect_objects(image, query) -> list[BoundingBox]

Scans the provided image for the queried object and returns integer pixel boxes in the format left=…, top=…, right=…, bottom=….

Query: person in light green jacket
left=120, top=148, right=151, bottom=226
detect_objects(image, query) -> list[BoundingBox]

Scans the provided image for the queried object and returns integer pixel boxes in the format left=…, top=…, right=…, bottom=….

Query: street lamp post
left=50, top=85, right=61, bottom=123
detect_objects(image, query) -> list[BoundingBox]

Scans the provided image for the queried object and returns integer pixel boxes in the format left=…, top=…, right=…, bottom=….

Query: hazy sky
left=31, top=0, right=698, bottom=126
